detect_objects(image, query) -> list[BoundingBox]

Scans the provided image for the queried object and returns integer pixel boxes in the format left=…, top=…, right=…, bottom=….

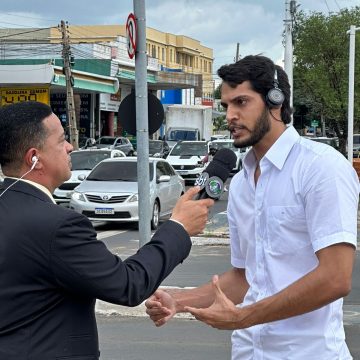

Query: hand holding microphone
left=194, top=148, right=237, bottom=200
left=170, top=186, right=214, bottom=236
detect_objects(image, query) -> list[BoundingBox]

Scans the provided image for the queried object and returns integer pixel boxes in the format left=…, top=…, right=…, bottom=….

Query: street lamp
left=347, top=25, right=360, bottom=162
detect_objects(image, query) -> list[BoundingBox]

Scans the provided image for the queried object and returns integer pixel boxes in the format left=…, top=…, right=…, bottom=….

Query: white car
left=69, top=157, right=185, bottom=229
left=53, top=149, right=126, bottom=205
left=208, top=139, right=250, bottom=174
left=166, top=141, right=208, bottom=184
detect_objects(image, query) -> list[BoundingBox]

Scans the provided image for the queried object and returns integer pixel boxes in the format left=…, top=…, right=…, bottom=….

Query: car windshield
left=149, top=141, right=162, bottom=153
left=70, top=151, right=112, bottom=170
left=87, top=161, right=154, bottom=181
left=311, top=138, right=338, bottom=147
left=168, top=130, right=197, bottom=141
left=210, top=142, right=235, bottom=150
left=354, top=135, right=360, bottom=146
left=170, top=142, right=208, bottom=156
left=210, top=141, right=248, bottom=153
left=96, top=137, right=116, bottom=145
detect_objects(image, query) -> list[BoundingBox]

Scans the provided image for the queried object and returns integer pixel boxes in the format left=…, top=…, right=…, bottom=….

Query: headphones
left=30, top=155, right=39, bottom=170
left=0, top=156, right=39, bottom=198
left=265, top=69, right=285, bottom=109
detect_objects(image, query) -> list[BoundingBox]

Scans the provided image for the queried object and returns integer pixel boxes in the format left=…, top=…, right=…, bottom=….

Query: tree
left=292, top=7, right=360, bottom=154
left=213, top=115, right=228, bottom=132
left=214, top=84, right=222, bottom=99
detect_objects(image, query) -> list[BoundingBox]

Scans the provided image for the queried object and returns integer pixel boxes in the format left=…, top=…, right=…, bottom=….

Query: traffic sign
left=311, top=120, right=319, bottom=127
left=126, top=13, right=137, bottom=59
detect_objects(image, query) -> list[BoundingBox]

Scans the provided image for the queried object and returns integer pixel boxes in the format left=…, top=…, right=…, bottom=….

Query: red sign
left=126, top=13, right=137, bottom=59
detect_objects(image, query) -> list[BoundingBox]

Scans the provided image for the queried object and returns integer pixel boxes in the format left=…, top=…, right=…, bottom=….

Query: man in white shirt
left=145, top=55, right=359, bottom=360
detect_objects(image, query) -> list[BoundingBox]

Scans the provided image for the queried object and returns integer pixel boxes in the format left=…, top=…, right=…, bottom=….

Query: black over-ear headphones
left=265, top=69, right=285, bottom=109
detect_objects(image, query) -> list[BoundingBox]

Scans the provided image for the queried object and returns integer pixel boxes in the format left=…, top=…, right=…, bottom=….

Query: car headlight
left=128, top=193, right=139, bottom=202
left=71, top=191, right=86, bottom=202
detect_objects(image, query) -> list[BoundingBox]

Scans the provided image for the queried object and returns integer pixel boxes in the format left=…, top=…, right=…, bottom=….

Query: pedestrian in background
left=146, top=55, right=359, bottom=360
left=0, top=101, right=214, bottom=359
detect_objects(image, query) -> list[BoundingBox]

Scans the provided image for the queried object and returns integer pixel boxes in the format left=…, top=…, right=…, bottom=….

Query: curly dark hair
left=217, top=55, right=292, bottom=124
left=0, top=101, right=52, bottom=172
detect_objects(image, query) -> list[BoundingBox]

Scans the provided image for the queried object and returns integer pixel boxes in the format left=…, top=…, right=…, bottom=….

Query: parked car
left=305, top=136, right=339, bottom=151
left=69, top=157, right=185, bottom=229
left=148, top=139, right=170, bottom=158
left=166, top=140, right=208, bottom=184
left=53, top=149, right=126, bottom=205
left=95, top=136, right=135, bottom=156
left=208, top=139, right=250, bottom=174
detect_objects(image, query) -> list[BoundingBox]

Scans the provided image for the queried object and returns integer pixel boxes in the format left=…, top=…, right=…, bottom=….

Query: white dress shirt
left=228, top=126, right=359, bottom=360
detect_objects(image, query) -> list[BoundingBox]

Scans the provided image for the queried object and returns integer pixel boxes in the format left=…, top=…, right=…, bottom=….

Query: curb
left=95, top=291, right=360, bottom=326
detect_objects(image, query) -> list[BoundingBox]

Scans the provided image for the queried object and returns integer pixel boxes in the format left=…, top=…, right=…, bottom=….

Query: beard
left=232, top=108, right=270, bottom=148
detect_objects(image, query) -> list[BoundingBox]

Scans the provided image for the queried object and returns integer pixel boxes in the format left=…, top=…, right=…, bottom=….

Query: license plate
left=95, top=208, right=114, bottom=215
left=177, top=170, right=188, bottom=175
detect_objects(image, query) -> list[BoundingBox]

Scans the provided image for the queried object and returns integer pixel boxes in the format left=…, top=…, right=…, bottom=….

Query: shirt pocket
left=266, top=205, right=308, bottom=254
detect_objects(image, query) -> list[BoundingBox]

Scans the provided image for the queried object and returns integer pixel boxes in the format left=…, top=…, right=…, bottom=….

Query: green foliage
left=293, top=7, right=360, bottom=151
left=213, top=115, right=228, bottom=131
left=214, top=84, right=222, bottom=99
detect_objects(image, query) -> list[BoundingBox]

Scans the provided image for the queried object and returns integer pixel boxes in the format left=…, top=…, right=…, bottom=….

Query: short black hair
left=0, top=101, right=53, bottom=171
left=217, top=55, right=292, bottom=124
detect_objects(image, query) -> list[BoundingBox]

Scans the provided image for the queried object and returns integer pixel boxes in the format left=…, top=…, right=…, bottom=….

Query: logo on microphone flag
left=205, top=176, right=224, bottom=198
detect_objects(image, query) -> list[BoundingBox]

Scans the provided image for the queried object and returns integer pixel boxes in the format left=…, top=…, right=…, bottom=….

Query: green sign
left=311, top=120, right=319, bottom=127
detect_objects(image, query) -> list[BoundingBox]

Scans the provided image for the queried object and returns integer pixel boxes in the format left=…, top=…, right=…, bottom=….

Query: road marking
left=97, top=230, right=127, bottom=240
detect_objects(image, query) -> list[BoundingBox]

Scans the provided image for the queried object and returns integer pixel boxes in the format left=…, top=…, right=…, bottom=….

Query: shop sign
left=1, top=87, right=50, bottom=106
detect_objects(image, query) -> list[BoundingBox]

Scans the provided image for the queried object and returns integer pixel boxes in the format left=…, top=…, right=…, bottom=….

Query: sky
left=0, top=0, right=358, bottom=76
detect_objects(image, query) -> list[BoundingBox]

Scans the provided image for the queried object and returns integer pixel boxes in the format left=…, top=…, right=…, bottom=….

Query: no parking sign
left=126, top=13, right=137, bottom=59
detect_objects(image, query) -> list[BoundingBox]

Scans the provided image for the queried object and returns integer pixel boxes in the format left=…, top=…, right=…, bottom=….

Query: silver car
left=69, top=157, right=185, bottom=229
left=53, top=149, right=126, bottom=205
left=95, top=136, right=135, bottom=156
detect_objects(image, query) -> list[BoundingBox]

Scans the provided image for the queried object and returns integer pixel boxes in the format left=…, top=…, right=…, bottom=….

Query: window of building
left=170, top=49, right=173, bottom=62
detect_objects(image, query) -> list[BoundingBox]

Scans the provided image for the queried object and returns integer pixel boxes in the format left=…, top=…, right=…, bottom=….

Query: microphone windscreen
left=205, top=148, right=237, bottom=182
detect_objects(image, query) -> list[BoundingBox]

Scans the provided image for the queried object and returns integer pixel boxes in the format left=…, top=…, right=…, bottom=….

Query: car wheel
left=151, top=200, right=160, bottom=230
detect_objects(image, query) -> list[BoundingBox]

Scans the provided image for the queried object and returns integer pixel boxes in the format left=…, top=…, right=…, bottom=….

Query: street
left=91, top=182, right=360, bottom=360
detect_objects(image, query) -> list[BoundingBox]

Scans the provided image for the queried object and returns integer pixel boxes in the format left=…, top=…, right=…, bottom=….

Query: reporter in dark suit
left=0, top=101, right=214, bottom=360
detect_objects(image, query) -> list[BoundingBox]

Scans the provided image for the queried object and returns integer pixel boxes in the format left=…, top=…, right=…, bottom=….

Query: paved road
left=92, top=186, right=360, bottom=359
left=95, top=233, right=360, bottom=359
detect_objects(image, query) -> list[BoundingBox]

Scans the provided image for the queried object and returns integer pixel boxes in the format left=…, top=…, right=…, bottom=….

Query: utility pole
left=134, top=0, right=151, bottom=246
left=59, top=20, right=78, bottom=150
left=284, top=0, right=296, bottom=123
left=235, top=42, right=240, bottom=62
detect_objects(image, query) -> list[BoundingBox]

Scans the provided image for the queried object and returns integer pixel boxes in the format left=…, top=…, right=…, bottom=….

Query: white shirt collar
left=243, top=126, right=299, bottom=176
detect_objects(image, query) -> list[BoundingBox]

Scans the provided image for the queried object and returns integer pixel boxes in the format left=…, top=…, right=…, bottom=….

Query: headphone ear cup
left=266, top=88, right=285, bottom=109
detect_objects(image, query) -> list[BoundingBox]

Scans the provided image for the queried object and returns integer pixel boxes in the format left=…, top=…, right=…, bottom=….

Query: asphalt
left=94, top=210, right=360, bottom=358
left=96, top=210, right=360, bottom=326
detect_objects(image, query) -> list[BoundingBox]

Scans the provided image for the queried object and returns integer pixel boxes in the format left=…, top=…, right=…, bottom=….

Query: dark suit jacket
left=0, top=179, right=191, bottom=359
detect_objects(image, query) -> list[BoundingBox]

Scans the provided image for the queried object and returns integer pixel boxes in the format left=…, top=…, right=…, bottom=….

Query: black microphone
left=194, top=148, right=237, bottom=200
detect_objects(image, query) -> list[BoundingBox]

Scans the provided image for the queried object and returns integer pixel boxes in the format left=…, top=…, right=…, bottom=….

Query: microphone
left=194, top=148, right=237, bottom=200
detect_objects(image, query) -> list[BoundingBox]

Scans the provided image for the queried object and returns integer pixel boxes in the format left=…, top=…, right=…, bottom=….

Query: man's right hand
left=145, top=289, right=177, bottom=327
left=170, top=186, right=214, bottom=236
